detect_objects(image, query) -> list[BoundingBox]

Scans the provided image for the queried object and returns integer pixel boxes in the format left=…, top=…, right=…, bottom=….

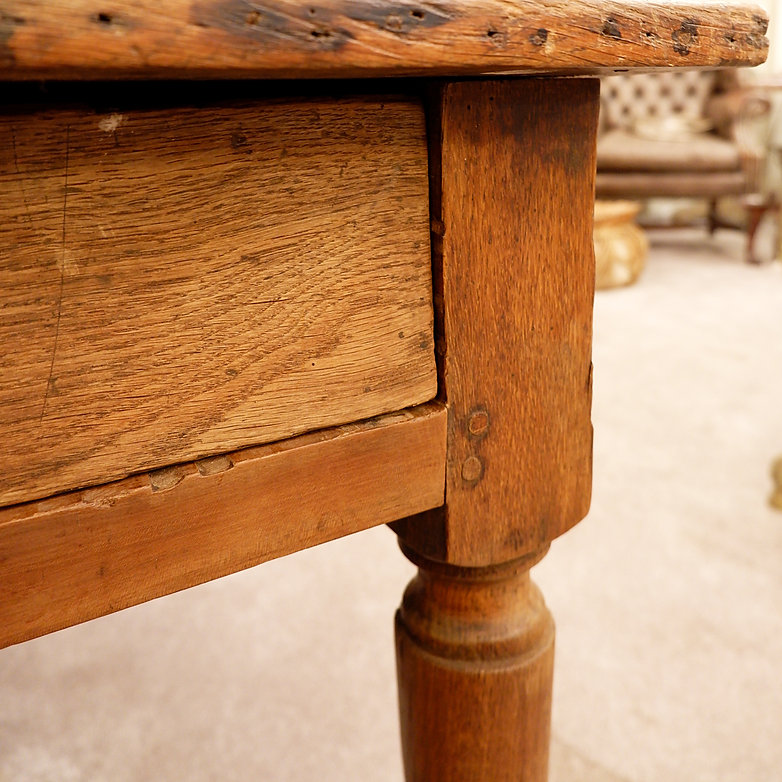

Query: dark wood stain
left=672, top=18, right=698, bottom=55
left=602, top=17, right=621, bottom=38
left=341, top=0, right=454, bottom=33
left=745, top=30, right=767, bottom=49
left=92, top=11, right=134, bottom=28
left=529, top=28, right=548, bottom=46
left=0, top=11, right=25, bottom=65
left=753, top=13, right=769, bottom=32
left=190, top=0, right=353, bottom=50
left=190, top=0, right=450, bottom=47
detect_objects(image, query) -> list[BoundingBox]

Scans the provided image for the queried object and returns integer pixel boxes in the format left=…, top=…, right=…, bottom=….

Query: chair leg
left=745, top=202, right=767, bottom=265
left=707, top=198, right=719, bottom=236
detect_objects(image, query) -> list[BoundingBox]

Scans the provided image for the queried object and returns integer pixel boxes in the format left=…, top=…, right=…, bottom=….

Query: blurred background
left=2, top=5, right=782, bottom=782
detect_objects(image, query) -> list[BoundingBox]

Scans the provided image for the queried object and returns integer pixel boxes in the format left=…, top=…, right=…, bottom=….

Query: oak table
left=0, top=2, right=766, bottom=780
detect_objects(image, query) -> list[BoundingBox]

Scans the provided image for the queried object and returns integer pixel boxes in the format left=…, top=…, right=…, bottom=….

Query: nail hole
left=96, top=12, right=112, bottom=24
left=602, top=17, right=621, bottom=38
left=529, top=28, right=548, bottom=45
left=410, top=9, right=424, bottom=19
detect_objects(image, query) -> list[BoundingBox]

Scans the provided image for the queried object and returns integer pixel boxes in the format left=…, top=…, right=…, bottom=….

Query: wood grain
left=0, top=0, right=768, bottom=80
left=396, top=545, right=554, bottom=782
left=0, top=96, right=436, bottom=507
left=392, top=79, right=597, bottom=566
left=0, top=402, right=447, bottom=649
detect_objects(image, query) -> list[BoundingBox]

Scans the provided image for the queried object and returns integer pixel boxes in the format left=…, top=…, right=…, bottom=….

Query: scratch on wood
left=40, top=124, right=69, bottom=424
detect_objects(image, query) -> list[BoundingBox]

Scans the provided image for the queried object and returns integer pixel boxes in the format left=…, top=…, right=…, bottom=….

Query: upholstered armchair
left=596, top=70, right=770, bottom=263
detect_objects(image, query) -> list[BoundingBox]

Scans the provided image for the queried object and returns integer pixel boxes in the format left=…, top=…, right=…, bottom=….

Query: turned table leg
left=392, top=78, right=599, bottom=780
left=396, top=544, right=554, bottom=782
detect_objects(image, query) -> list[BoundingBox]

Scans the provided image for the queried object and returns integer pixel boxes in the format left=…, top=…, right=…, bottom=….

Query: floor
left=1, top=229, right=781, bottom=782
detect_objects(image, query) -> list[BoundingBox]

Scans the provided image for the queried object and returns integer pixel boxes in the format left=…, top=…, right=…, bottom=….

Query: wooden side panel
left=0, top=97, right=436, bottom=506
left=0, top=403, right=447, bottom=649
left=394, top=79, right=598, bottom=566
left=0, top=0, right=768, bottom=79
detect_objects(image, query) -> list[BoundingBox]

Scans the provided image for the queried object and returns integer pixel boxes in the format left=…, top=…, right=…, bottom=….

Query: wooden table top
left=0, top=0, right=768, bottom=80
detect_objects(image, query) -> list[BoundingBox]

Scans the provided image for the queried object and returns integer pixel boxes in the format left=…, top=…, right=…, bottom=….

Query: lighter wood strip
left=0, top=402, right=447, bottom=649
left=0, top=0, right=768, bottom=79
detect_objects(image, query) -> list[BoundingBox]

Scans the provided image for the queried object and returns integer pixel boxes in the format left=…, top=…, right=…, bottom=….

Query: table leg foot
left=395, top=543, right=554, bottom=782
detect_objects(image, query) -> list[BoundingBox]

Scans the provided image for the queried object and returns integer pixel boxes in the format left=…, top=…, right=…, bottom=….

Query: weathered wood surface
left=392, top=79, right=597, bottom=566
left=0, top=402, right=447, bottom=649
left=0, top=96, right=436, bottom=507
left=396, top=545, right=554, bottom=782
left=0, top=0, right=768, bottom=80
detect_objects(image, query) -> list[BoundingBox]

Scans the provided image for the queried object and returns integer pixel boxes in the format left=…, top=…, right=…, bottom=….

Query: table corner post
left=391, top=76, right=600, bottom=781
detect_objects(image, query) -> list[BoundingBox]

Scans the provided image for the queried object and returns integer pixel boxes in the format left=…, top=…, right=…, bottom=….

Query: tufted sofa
left=596, top=70, right=767, bottom=261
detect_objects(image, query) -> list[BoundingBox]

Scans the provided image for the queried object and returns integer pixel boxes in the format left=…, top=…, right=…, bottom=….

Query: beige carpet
left=2, top=229, right=781, bottom=782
